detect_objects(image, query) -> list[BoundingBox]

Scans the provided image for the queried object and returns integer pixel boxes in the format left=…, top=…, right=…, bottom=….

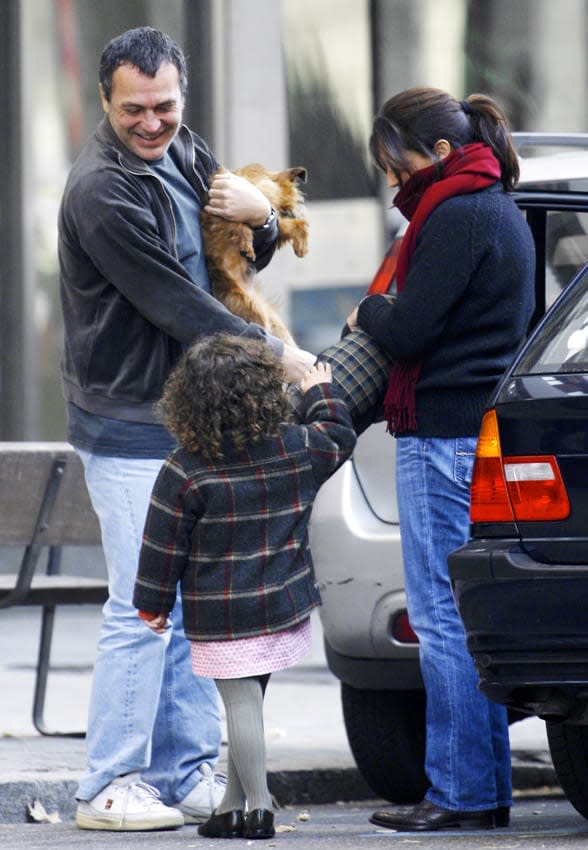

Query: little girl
left=133, top=333, right=356, bottom=840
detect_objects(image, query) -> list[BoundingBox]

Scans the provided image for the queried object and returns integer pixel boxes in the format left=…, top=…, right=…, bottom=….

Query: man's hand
left=300, top=361, right=332, bottom=393
left=281, top=343, right=317, bottom=384
left=204, top=169, right=271, bottom=226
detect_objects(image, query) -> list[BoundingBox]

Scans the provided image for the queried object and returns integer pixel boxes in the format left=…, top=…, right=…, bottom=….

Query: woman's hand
left=204, top=169, right=271, bottom=226
left=345, top=305, right=360, bottom=331
left=300, top=361, right=332, bottom=393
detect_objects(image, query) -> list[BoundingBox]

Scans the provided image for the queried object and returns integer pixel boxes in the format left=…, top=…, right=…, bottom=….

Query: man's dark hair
left=99, top=26, right=188, bottom=102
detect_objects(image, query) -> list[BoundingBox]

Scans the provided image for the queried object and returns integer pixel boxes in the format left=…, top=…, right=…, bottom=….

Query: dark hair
left=158, top=334, right=291, bottom=460
left=99, top=26, right=187, bottom=102
left=369, top=87, right=519, bottom=191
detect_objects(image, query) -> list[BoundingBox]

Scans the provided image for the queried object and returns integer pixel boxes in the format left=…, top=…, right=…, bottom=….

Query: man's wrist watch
left=253, top=207, right=277, bottom=230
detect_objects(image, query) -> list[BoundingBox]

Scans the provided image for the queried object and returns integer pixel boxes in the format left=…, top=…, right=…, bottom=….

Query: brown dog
left=201, top=164, right=309, bottom=346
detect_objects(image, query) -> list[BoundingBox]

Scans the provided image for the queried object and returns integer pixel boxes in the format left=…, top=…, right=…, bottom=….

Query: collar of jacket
left=95, top=117, right=209, bottom=197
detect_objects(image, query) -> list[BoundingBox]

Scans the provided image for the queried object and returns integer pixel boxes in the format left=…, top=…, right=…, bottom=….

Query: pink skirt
left=190, top=617, right=311, bottom=679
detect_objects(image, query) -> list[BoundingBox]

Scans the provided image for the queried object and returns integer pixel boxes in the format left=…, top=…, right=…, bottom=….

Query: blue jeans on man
left=76, top=452, right=222, bottom=805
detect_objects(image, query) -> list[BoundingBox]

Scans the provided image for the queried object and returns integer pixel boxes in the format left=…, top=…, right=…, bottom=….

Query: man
left=58, top=26, right=314, bottom=832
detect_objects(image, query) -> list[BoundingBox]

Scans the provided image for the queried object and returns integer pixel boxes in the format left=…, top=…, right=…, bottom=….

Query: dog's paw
left=235, top=227, right=256, bottom=262
left=291, top=221, right=309, bottom=257
left=277, top=219, right=309, bottom=257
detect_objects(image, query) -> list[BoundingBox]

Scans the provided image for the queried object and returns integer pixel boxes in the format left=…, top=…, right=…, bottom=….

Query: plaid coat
left=133, top=384, right=356, bottom=641
left=288, top=328, right=394, bottom=435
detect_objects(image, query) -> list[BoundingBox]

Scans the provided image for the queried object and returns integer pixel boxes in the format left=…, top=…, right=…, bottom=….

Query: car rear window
left=545, top=211, right=588, bottom=306
left=515, top=266, right=588, bottom=375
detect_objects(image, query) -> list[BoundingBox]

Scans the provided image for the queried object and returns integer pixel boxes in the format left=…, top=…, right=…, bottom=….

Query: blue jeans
left=76, top=451, right=222, bottom=803
left=396, top=436, right=511, bottom=812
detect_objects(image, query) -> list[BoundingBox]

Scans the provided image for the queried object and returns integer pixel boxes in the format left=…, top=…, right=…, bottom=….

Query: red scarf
left=369, top=143, right=501, bottom=434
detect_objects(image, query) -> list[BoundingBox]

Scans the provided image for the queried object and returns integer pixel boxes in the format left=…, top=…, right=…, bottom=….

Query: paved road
left=0, top=796, right=586, bottom=850
left=0, top=605, right=559, bottom=831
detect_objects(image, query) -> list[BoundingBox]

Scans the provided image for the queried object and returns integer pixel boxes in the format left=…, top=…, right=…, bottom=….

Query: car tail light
left=503, top=456, right=570, bottom=521
left=470, top=410, right=515, bottom=522
left=392, top=611, right=419, bottom=643
left=470, top=410, right=570, bottom=523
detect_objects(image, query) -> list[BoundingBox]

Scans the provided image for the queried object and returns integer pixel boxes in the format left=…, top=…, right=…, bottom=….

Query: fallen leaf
left=27, top=800, right=61, bottom=824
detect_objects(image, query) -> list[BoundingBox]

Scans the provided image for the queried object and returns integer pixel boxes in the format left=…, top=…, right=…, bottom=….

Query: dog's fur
left=201, top=164, right=309, bottom=345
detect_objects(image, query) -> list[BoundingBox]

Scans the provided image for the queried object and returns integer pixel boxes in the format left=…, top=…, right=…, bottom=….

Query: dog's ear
left=288, top=166, right=308, bottom=184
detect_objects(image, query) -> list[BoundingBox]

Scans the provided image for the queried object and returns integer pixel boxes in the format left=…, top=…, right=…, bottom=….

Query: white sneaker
left=76, top=772, right=185, bottom=831
left=177, top=763, right=228, bottom=823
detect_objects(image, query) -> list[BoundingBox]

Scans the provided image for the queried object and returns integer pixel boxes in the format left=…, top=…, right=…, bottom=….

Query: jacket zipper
left=115, top=125, right=210, bottom=260
left=117, top=154, right=179, bottom=259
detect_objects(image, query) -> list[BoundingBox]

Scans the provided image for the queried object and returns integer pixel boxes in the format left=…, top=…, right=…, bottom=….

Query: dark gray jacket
left=58, top=118, right=279, bottom=423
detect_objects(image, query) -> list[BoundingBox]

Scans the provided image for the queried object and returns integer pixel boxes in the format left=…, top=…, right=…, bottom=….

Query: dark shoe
left=243, top=808, right=275, bottom=839
left=494, top=805, right=511, bottom=827
left=197, top=808, right=244, bottom=838
left=370, top=799, right=495, bottom=832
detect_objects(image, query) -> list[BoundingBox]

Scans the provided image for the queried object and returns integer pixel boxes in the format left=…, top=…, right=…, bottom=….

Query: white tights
left=215, top=675, right=273, bottom=813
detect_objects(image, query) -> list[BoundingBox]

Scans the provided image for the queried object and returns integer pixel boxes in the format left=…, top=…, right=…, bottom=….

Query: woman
left=346, top=88, right=536, bottom=831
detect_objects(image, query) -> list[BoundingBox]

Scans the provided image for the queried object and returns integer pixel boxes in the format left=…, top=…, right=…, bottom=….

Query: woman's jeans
left=75, top=451, right=222, bottom=804
left=396, top=436, right=511, bottom=812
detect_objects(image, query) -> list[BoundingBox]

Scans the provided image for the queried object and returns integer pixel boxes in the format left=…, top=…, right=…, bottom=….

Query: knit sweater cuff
left=357, top=294, right=395, bottom=348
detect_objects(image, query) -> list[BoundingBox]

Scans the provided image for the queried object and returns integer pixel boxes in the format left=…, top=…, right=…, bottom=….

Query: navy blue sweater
left=357, top=184, right=536, bottom=437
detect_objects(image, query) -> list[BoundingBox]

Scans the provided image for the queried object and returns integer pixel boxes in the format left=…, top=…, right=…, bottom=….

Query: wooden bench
left=0, top=442, right=108, bottom=736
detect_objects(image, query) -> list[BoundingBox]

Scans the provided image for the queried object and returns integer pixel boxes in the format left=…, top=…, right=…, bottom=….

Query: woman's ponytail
left=461, top=94, right=519, bottom=190
left=372, top=88, right=519, bottom=191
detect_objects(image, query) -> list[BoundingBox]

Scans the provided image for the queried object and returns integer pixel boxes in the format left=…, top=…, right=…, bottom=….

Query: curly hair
left=158, top=334, right=291, bottom=459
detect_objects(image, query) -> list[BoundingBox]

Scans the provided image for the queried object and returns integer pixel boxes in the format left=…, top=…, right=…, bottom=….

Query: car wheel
left=341, top=683, right=428, bottom=803
left=546, top=720, right=588, bottom=819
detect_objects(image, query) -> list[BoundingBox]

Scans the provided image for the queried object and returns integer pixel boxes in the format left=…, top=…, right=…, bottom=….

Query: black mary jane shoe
left=197, top=808, right=244, bottom=838
left=243, top=808, right=275, bottom=839
left=370, top=799, right=495, bottom=832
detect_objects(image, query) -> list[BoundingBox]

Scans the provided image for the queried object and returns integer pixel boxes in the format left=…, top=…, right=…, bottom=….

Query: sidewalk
left=0, top=608, right=558, bottom=824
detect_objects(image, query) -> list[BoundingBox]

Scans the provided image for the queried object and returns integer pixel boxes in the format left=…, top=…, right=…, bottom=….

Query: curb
left=0, top=760, right=559, bottom=824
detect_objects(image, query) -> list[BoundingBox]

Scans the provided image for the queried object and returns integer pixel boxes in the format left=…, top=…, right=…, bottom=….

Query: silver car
left=310, top=133, right=588, bottom=802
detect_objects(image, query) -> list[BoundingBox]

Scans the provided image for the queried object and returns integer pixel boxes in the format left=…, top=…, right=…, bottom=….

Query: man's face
left=100, top=62, right=184, bottom=161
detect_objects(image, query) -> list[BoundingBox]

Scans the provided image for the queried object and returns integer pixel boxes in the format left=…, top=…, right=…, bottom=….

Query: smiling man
left=99, top=61, right=184, bottom=161
left=58, top=26, right=314, bottom=834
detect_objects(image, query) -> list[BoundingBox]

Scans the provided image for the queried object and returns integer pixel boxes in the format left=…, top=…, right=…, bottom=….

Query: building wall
left=2, top=0, right=588, bottom=438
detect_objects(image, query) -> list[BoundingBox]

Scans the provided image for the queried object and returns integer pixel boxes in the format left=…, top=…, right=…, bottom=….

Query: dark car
left=311, top=133, right=588, bottom=806
left=449, top=151, right=588, bottom=819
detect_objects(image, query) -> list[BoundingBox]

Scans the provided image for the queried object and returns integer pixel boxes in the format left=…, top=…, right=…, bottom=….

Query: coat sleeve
left=64, top=166, right=279, bottom=348
left=133, top=457, right=201, bottom=615
left=357, top=198, right=484, bottom=361
left=299, top=385, right=357, bottom=487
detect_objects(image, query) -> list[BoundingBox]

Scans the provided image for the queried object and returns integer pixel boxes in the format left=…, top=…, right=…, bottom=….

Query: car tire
left=341, top=683, right=429, bottom=803
left=546, top=720, right=588, bottom=819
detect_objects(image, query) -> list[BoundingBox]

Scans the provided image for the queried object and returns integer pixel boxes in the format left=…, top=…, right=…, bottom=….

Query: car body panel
left=449, top=263, right=588, bottom=718
left=310, top=423, right=408, bottom=662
